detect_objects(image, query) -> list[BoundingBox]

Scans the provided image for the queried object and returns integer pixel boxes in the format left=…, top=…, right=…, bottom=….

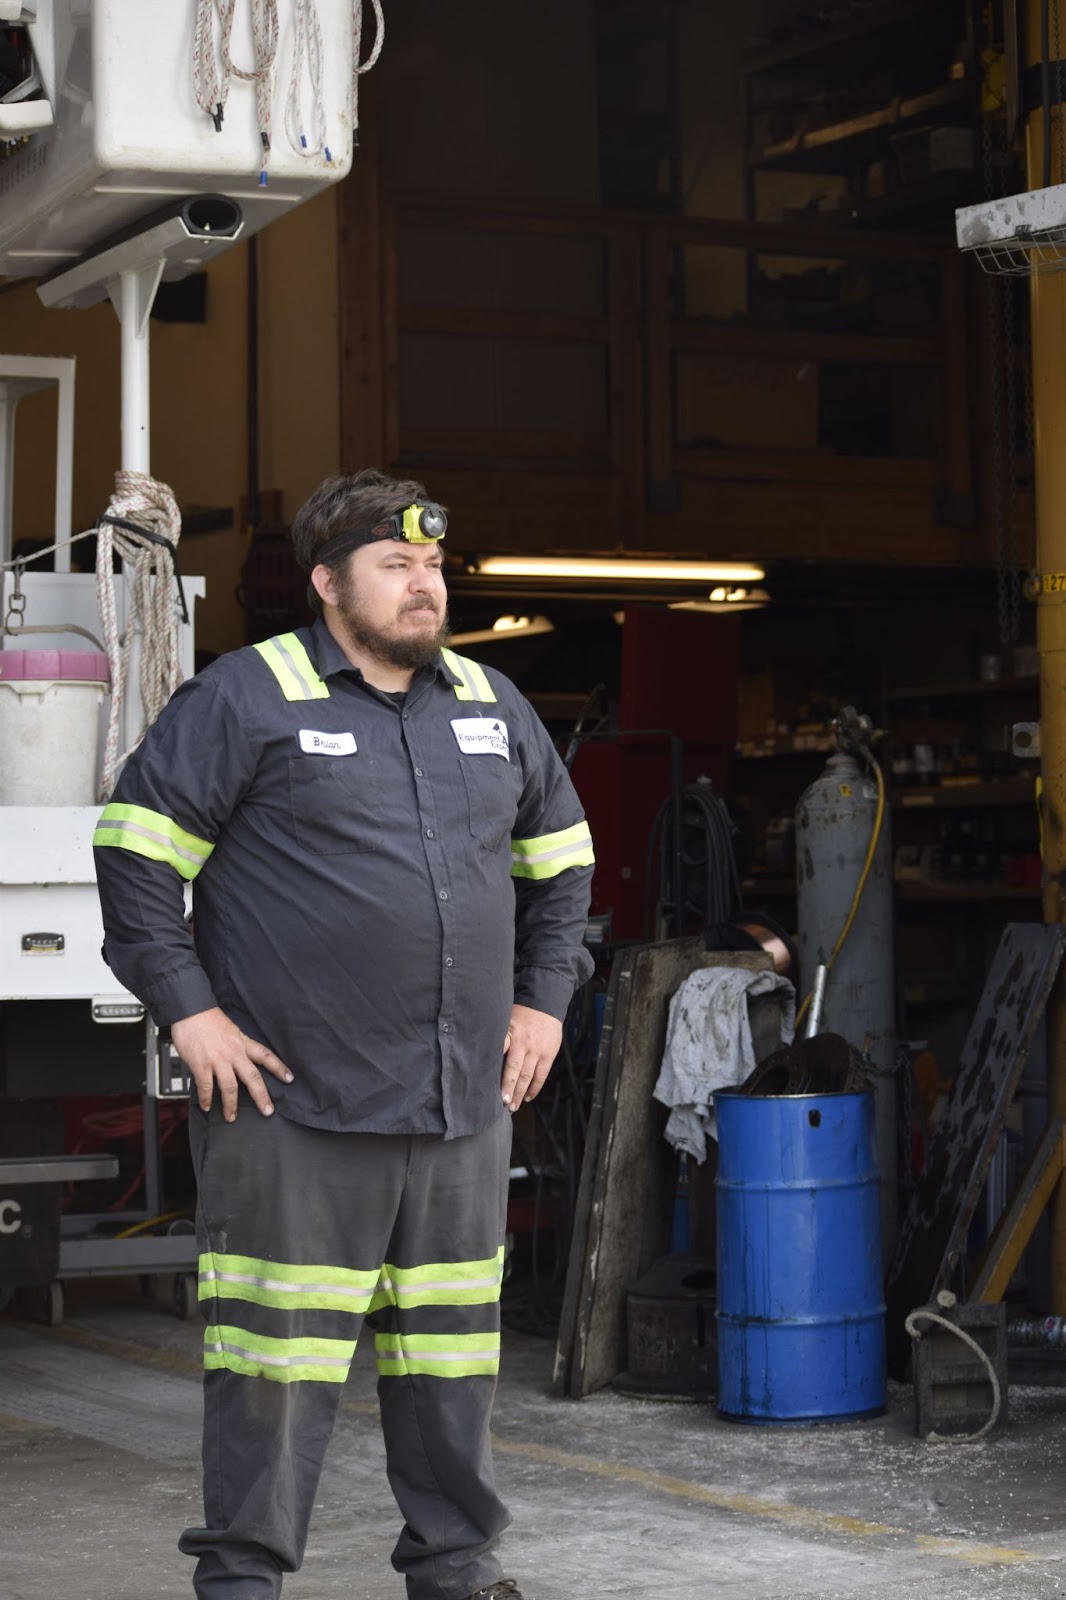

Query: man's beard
left=333, top=579, right=451, bottom=670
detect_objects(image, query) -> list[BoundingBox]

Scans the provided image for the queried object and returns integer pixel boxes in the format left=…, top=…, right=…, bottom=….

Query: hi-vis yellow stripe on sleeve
left=368, top=1247, right=505, bottom=1313
left=204, top=1323, right=356, bottom=1384
left=253, top=631, right=330, bottom=701
left=511, top=820, right=594, bottom=881
left=198, top=1252, right=380, bottom=1314
left=374, top=1330, right=500, bottom=1378
left=93, top=804, right=214, bottom=881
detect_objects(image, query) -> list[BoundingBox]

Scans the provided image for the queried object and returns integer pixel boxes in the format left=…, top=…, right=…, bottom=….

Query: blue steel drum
left=714, top=1089, right=886, bottom=1424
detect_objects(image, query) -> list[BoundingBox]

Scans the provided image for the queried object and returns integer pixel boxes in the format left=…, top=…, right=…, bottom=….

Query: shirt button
left=438, top=889, right=449, bottom=901
left=445, top=956, right=454, bottom=968
left=402, top=711, right=409, bottom=720
left=441, top=1022, right=451, bottom=1034
left=425, top=828, right=435, bottom=839
left=415, top=768, right=424, bottom=777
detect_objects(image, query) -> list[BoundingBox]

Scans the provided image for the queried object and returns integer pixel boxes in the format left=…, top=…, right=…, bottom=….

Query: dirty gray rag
left=653, top=965, right=796, bottom=1163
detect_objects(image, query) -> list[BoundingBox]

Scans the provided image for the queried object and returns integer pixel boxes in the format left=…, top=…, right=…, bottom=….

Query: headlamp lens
left=400, top=503, right=448, bottom=543
left=418, top=506, right=447, bottom=540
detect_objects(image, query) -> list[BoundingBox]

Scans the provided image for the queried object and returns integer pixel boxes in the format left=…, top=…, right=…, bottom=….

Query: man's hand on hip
left=501, top=1004, right=563, bottom=1111
left=171, top=1007, right=294, bottom=1122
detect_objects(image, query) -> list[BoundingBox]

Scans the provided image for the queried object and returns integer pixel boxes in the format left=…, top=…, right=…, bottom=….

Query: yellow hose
left=795, top=752, right=886, bottom=1033
left=112, top=1208, right=191, bottom=1239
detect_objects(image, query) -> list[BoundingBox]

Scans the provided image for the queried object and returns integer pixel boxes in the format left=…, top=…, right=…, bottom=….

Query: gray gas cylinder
left=795, top=750, right=897, bottom=1254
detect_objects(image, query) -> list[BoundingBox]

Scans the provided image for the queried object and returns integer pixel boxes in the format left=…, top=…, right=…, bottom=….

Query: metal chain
left=981, top=88, right=1014, bottom=646
left=989, top=280, right=1012, bottom=647
left=1022, top=297, right=1038, bottom=583
left=1004, top=278, right=1022, bottom=643
left=898, top=1043, right=915, bottom=1195
left=1049, top=0, right=1056, bottom=183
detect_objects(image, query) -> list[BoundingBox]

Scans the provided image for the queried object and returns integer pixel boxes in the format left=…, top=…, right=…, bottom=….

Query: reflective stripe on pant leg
left=179, top=1105, right=407, bottom=1595
left=376, top=1114, right=513, bottom=1600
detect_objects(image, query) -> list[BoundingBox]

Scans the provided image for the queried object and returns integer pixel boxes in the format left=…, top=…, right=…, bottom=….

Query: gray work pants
left=179, top=1100, right=513, bottom=1599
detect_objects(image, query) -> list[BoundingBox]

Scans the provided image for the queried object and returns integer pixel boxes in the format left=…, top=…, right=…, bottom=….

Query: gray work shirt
left=93, top=618, right=595, bottom=1137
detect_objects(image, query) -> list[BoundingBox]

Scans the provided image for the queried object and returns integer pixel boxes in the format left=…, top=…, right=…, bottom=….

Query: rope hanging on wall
left=352, top=0, right=384, bottom=142
left=285, top=0, right=329, bottom=160
left=194, top=0, right=280, bottom=182
left=194, top=0, right=385, bottom=174
left=96, top=472, right=184, bottom=801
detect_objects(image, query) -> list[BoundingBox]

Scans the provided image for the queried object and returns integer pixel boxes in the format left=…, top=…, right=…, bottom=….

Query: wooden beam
left=973, top=1120, right=1066, bottom=1304
left=607, top=226, right=645, bottom=545
left=940, top=251, right=975, bottom=515
left=395, top=199, right=944, bottom=264
left=381, top=202, right=400, bottom=469
left=397, top=201, right=627, bottom=240
left=644, top=233, right=674, bottom=501
left=672, top=321, right=937, bottom=367
left=397, top=305, right=609, bottom=345
left=399, top=427, right=612, bottom=465
left=409, top=467, right=619, bottom=551
left=409, top=465, right=977, bottom=567
left=678, top=447, right=939, bottom=486
left=647, top=478, right=971, bottom=564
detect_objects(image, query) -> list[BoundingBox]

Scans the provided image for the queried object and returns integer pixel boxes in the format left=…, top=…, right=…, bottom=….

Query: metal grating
left=963, top=227, right=1066, bottom=277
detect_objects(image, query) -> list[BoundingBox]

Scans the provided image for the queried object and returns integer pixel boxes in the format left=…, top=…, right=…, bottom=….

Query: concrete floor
left=2, top=1280, right=1066, bottom=1600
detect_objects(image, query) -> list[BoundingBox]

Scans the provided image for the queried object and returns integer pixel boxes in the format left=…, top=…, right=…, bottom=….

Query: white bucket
left=0, top=649, right=110, bottom=805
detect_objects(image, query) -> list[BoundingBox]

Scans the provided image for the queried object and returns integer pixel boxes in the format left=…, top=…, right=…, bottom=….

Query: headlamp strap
left=313, top=502, right=447, bottom=568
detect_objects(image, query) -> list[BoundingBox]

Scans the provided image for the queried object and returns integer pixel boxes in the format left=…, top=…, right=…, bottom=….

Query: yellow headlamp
left=397, top=503, right=447, bottom=543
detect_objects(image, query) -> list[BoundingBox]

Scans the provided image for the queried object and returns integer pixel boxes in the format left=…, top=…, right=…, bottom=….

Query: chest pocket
left=288, top=757, right=382, bottom=854
left=459, top=755, right=521, bottom=852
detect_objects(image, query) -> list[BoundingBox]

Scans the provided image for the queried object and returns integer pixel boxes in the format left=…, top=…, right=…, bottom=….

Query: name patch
left=298, top=729, right=357, bottom=756
left=451, top=717, right=510, bottom=760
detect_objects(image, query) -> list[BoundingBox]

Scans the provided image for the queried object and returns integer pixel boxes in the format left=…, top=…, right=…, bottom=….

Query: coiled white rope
left=195, top=0, right=384, bottom=167
left=284, top=0, right=329, bottom=161
left=96, top=472, right=184, bottom=800
left=353, top=0, right=384, bottom=141
left=904, top=1305, right=1003, bottom=1443
left=194, top=0, right=279, bottom=183
left=193, top=0, right=234, bottom=132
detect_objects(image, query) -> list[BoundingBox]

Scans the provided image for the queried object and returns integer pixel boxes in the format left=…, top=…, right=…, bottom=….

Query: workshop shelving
left=743, top=0, right=980, bottom=229
left=887, top=669, right=1041, bottom=1060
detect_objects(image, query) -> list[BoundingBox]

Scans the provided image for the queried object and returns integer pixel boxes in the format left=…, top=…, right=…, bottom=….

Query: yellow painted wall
left=0, top=186, right=341, bottom=657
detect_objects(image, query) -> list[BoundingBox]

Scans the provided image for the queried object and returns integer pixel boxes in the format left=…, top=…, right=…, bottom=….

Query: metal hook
left=3, top=560, right=26, bottom=634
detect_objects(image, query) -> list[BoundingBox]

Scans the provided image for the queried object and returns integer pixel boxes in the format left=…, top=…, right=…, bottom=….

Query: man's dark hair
left=290, top=469, right=433, bottom=574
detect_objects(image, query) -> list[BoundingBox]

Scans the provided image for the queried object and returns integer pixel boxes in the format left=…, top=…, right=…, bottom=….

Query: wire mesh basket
left=957, top=184, right=1066, bottom=277
left=962, top=225, right=1066, bottom=277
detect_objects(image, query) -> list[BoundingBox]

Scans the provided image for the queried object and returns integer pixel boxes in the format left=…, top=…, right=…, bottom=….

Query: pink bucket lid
left=0, top=649, right=111, bottom=684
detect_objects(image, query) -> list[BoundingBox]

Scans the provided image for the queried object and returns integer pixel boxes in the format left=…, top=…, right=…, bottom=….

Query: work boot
left=467, top=1583, right=525, bottom=1600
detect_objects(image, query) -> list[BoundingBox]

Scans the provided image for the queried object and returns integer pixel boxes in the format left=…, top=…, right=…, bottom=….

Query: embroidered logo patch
left=450, top=717, right=509, bottom=760
left=298, top=729, right=357, bottom=756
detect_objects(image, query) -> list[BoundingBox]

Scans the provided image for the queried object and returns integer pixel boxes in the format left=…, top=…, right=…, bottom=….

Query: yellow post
left=1025, top=0, right=1066, bottom=1309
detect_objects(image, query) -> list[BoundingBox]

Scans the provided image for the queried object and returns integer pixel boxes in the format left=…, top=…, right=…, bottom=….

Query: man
left=93, top=469, right=595, bottom=1600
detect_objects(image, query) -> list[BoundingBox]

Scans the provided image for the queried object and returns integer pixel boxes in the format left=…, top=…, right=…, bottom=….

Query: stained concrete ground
left=1, top=1278, right=1066, bottom=1600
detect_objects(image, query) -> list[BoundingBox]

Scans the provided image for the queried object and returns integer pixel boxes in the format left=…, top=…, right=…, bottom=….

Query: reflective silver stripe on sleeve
left=106, top=819, right=210, bottom=868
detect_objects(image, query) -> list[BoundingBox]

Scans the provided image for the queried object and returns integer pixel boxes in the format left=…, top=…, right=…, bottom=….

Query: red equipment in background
left=569, top=606, right=740, bottom=940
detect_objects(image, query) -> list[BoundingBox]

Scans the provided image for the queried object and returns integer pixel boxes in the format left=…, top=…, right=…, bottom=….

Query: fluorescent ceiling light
left=472, top=556, right=765, bottom=583
left=448, top=614, right=554, bottom=646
